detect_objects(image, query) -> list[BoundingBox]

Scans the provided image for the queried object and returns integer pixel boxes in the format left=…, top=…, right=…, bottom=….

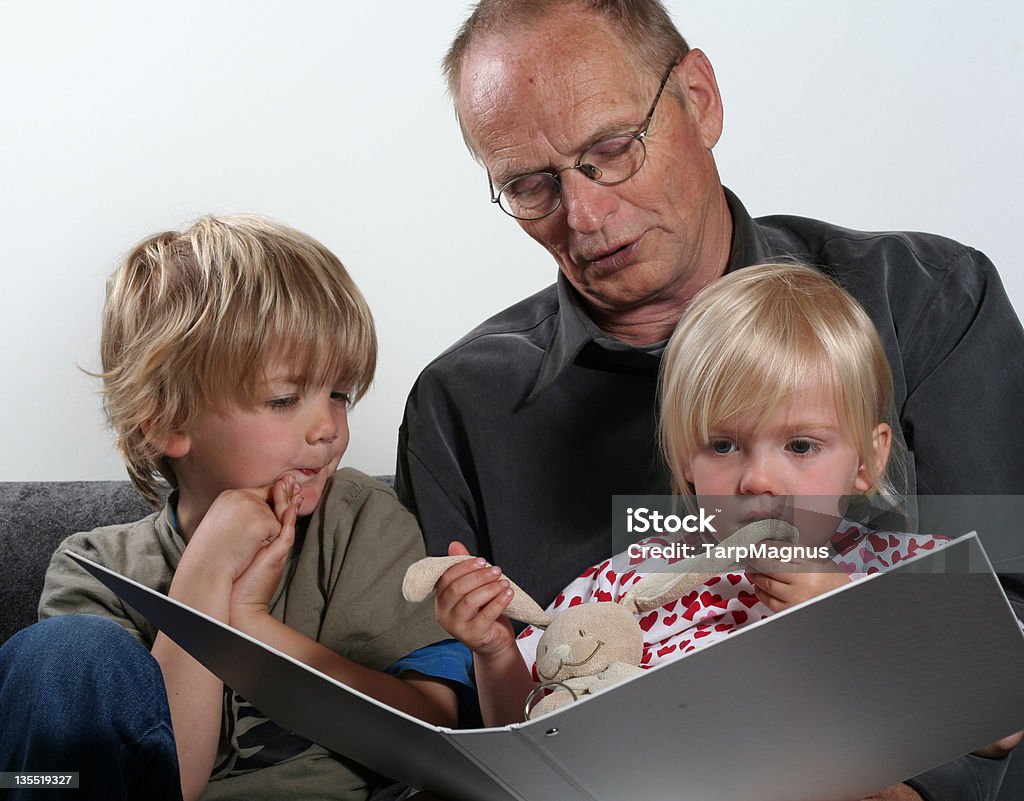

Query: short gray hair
left=443, top=0, right=690, bottom=126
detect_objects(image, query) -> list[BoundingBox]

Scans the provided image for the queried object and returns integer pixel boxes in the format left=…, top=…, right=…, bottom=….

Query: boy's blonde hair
left=659, top=262, right=904, bottom=506
left=100, top=214, right=377, bottom=506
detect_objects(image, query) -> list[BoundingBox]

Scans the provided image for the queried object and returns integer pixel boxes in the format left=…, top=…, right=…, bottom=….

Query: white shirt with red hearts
left=516, top=522, right=943, bottom=678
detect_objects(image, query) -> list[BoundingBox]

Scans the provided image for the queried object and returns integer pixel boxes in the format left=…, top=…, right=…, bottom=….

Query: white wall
left=1, top=1, right=1021, bottom=481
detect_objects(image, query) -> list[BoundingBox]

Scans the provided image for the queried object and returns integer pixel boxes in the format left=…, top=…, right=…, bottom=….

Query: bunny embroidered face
left=535, top=603, right=642, bottom=682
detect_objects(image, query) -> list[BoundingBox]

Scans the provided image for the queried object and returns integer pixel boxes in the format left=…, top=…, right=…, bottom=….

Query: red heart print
left=699, top=591, right=723, bottom=607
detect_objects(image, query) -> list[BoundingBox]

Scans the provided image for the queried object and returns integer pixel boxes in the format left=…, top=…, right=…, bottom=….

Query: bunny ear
left=402, top=555, right=473, bottom=602
left=402, top=555, right=553, bottom=628
left=620, top=518, right=800, bottom=614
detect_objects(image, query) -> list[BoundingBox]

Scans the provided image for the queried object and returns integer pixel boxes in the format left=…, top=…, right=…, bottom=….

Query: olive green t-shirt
left=40, top=468, right=449, bottom=801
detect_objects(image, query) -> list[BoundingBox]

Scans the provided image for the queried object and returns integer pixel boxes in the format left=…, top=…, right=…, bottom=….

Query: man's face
left=457, top=10, right=729, bottom=338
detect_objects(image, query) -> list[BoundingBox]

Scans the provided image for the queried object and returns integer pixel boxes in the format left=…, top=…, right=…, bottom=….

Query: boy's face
left=171, top=362, right=351, bottom=518
left=684, top=384, right=889, bottom=546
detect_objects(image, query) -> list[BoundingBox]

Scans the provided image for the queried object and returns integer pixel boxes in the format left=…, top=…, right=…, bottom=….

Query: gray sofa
left=0, top=481, right=158, bottom=645
left=0, top=477, right=399, bottom=645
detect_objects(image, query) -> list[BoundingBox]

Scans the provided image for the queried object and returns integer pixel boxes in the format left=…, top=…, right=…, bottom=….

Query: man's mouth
left=583, top=237, right=641, bottom=271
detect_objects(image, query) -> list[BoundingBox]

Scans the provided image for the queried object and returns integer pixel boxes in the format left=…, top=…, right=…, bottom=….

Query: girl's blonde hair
left=100, top=214, right=377, bottom=506
left=659, top=262, right=905, bottom=506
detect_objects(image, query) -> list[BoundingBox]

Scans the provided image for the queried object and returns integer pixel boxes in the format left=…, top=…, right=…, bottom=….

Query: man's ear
left=676, top=48, right=724, bottom=149
left=141, top=420, right=190, bottom=459
left=854, top=423, right=892, bottom=493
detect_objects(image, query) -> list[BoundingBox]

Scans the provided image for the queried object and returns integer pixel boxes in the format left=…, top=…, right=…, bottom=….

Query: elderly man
left=397, top=2, right=1024, bottom=799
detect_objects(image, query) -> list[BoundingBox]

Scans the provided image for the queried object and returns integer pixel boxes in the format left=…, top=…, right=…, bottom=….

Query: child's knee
left=1, top=615, right=175, bottom=766
left=4, top=615, right=141, bottom=673
left=1, top=615, right=164, bottom=719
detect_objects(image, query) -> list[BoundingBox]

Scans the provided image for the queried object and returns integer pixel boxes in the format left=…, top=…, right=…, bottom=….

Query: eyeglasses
left=488, top=60, right=679, bottom=221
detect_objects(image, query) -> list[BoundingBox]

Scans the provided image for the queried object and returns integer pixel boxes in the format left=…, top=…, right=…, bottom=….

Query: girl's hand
left=433, top=541, right=517, bottom=657
left=746, top=543, right=851, bottom=612
left=230, top=478, right=302, bottom=626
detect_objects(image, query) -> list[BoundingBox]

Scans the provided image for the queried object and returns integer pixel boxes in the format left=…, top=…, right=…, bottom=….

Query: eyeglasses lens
left=499, top=135, right=646, bottom=220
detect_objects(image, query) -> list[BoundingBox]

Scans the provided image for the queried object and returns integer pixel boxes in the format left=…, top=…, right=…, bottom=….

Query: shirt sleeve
left=385, top=640, right=479, bottom=727
left=396, top=371, right=486, bottom=561
left=384, top=639, right=474, bottom=688
left=39, top=534, right=135, bottom=626
left=901, top=248, right=1024, bottom=497
left=38, top=524, right=166, bottom=647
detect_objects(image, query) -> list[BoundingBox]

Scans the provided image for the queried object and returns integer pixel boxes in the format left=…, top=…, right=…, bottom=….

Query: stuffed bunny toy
left=404, top=518, right=799, bottom=718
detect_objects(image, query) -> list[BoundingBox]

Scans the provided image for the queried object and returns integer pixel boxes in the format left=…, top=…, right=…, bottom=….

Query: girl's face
left=684, top=383, right=891, bottom=546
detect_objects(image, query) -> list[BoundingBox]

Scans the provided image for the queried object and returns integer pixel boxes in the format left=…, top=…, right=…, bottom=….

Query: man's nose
left=560, top=169, right=616, bottom=234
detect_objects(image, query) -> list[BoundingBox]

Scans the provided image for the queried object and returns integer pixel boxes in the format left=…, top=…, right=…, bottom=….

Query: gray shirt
left=397, top=189, right=1024, bottom=801
left=399, top=188, right=1024, bottom=608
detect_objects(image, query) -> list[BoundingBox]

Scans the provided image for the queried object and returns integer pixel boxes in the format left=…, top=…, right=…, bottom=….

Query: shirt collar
left=723, top=186, right=772, bottom=273
left=150, top=490, right=188, bottom=563
left=527, top=274, right=600, bottom=402
left=528, top=186, right=763, bottom=403
left=527, top=272, right=666, bottom=402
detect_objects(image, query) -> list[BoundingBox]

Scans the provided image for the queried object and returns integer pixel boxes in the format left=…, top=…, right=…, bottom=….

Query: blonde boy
left=2, top=215, right=467, bottom=801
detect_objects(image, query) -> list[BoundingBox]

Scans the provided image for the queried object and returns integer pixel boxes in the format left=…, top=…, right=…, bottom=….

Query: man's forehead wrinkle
left=460, top=53, right=562, bottom=176
left=467, top=70, right=637, bottom=178
left=457, top=62, right=510, bottom=164
left=457, top=17, right=654, bottom=186
left=460, top=67, right=545, bottom=177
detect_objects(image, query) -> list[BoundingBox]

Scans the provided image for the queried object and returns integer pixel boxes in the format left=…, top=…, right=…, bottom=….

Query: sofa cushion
left=0, top=482, right=157, bottom=644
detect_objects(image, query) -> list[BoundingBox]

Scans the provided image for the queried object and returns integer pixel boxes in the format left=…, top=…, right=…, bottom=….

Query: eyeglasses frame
left=487, top=59, right=680, bottom=221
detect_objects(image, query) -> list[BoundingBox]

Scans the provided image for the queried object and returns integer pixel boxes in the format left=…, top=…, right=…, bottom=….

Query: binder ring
left=524, top=681, right=578, bottom=721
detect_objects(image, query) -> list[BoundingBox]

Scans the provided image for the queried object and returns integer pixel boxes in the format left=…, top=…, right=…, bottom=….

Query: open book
left=67, top=533, right=1024, bottom=801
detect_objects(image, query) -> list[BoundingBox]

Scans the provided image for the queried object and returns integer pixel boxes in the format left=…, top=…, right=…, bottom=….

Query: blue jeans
left=0, top=615, right=182, bottom=801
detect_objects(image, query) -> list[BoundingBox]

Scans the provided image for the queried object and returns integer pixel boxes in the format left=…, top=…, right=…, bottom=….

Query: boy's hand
left=230, top=478, right=302, bottom=625
left=183, top=480, right=292, bottom=584
left=745, top=543, right=851, bottom=612
left=434, top=541, right=518, bottom=658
